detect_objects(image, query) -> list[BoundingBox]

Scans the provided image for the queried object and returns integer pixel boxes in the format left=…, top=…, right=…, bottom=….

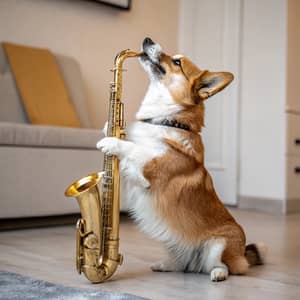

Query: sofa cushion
left=0, top=44, right=92, bottom=128
left=0, top=122, right=103, bottom=149
left=55, top=54, right=91, bottom=128
left=3, top=42, right=81, bottom=128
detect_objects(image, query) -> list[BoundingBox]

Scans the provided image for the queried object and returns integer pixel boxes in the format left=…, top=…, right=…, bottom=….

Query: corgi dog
left=97, top=37, right=266, bottom=281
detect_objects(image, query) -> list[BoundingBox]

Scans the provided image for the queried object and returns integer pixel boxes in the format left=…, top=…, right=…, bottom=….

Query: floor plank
left=0, top=209, right=299, bottom=300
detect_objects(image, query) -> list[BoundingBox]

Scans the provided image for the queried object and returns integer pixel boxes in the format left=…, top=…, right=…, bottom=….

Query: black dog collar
left=142, top=118, right=190, bottom=131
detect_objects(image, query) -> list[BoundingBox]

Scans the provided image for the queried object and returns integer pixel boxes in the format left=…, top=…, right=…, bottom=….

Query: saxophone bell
left=65, top=172, right=104, bottom=282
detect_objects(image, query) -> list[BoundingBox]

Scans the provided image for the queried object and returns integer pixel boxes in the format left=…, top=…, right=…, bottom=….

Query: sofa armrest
left=0, top=122, right=103, bottom=149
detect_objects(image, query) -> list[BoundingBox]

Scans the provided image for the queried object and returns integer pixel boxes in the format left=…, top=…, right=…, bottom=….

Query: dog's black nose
left=143, top=37, right=155, bottom=48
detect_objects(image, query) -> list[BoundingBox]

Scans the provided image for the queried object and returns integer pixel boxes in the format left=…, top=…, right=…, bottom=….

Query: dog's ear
left=194, top=71, right=234, bottom=101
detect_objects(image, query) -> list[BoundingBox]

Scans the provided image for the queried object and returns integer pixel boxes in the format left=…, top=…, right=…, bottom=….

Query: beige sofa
left=0, top=45, right=104, bottom=218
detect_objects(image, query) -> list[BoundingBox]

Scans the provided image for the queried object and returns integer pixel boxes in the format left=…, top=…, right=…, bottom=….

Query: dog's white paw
left=151, top=259, right=183, bottom=272
left=151, top=261, right=173, bottom=272
left=210, top=266, right=228, bottom=282
left=96, top=137, right=120, bottom=156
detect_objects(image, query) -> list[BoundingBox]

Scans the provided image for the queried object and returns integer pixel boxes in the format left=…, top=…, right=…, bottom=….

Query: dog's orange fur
left=142, top=52, right=248, bottom=275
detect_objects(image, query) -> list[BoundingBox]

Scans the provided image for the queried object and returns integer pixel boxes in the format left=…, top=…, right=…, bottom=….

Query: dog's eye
left=172, top=59, right=181, bottom=67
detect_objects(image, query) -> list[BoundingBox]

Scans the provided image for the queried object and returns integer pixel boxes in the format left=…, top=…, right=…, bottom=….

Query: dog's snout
left=140, top=37, right=164, bottom=78
left=143, top=37, right=155, bottom=48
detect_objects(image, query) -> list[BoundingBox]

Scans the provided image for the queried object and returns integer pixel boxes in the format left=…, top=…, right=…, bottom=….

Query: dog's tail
left=245, top=242, right=267, bottom=266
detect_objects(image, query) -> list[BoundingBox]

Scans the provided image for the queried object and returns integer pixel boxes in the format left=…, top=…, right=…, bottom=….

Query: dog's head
left=139, top=37, right=233, bottom=109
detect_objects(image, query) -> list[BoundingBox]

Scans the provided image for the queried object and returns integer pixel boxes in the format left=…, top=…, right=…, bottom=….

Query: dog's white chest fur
left=121, top=122, right=178, bottom=243
left=125, top=184, right=173, bottom=243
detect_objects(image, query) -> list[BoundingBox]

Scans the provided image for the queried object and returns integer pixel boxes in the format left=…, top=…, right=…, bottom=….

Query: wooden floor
left=0, top=209, right=300, bottom=300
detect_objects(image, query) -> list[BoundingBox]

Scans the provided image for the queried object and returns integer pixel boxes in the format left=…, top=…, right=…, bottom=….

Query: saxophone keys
left=76, top=219, right=85, bottom=274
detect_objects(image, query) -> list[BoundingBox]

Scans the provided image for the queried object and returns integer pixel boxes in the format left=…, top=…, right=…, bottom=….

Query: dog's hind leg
left=222, top=237, right=249, bottom=275
left=223, top=255, right=249, bottom=275
left=202, top=239, right=229, bottom=282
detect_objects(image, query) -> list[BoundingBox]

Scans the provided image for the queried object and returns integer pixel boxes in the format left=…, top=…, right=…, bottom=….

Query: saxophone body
left=64, top=50, right=140, bottom=283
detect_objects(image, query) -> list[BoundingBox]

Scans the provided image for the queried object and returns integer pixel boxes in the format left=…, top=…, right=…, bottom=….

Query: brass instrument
left=64, top=50, right=141, bottom=283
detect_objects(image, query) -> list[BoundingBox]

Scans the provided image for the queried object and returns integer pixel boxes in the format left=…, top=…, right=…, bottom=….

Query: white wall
left=239, top=0, right=287, bottom=201
left=0, top=0, right=178, bottom=128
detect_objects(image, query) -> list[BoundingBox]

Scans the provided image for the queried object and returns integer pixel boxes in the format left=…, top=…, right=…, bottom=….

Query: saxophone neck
left=112, top=49, right=142, bottom=96
left=107, top=50, right=141, bottom=139
left=114, top=49, right=142, bottom=69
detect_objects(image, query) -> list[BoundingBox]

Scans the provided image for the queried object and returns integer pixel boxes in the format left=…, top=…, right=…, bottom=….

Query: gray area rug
left=0, top=271, right=149, bottom=300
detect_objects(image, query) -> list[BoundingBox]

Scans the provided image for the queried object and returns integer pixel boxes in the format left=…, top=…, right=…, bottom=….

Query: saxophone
left=64, top=50, right=141, bottom=283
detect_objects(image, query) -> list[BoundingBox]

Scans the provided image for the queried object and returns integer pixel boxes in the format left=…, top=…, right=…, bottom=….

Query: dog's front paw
left=210, top=266, right=228, bottom=282
left=96, top=137, right=120, bottom=156
left=151, top=261, right=173, bottom=272
left=151, top=259, right=183, bottom=272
